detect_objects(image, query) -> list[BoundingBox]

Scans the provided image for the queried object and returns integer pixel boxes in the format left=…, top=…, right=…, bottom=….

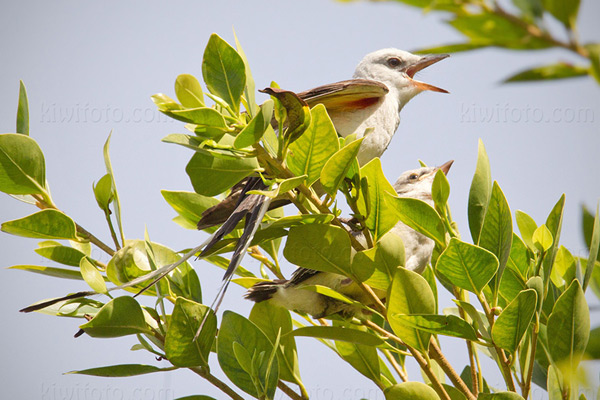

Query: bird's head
left=353, top=48, right=449, bottom=108
left=393, top=160, right=454, bottom=202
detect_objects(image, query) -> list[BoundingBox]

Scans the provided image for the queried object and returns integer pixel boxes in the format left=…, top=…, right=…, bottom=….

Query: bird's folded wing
left=298, top=79, right=389, bottom=112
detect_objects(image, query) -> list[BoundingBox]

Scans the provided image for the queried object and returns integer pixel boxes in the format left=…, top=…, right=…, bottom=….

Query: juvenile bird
left=245, top=161, right=453, bottom=318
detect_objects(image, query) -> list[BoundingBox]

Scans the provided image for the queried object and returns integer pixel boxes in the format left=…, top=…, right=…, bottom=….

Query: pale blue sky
left=1, top=1, right=599, bottom=399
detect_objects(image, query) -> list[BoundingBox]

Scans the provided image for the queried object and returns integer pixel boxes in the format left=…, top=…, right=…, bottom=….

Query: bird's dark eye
left=408, top=173, right=419, bottom=181
left=387, top=57, right=402, bottom=68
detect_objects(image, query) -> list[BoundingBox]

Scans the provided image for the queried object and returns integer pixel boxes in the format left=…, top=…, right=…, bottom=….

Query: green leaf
left=161, top=190, right=220, bottom=229
left=250, top=301, right=300, bottom=384
left=2, top=209, right=78, bottom=240
left=0, top=133, right=46, bottom=195
left=479, top=182, right=512, bottom=302
left=584, top=326, right=600, bottom=359
left=532, top=224, right=553, bottom=252
left=202, top=33, right=245, bottom=114
left=491, top=289, right=537, bottom=353
left=583, top=202, right=600, bottom=291
left=165, top=298, right=216, bottom=367
left=93, top=174, right=113, bottom=211
left=185, top=151, right=259, bottom=196
left=393, top=314, right=478, bottom=341
left=334, top=324, right=382, bottom=386
left=357, top=230, right=405, bottom=290
left=512, top=0, right=544, bottom=18
left=79, top=296, right=151, bottom=338
left=175, top=74, right=204, bottom=107
left=388, top=267, right=435, bottom=352
left=16, top=81, right=29, bottom=135
left=67, top=364, right=174, bottom=377
left=432, top=169, right=450, bottom=212
left=175, top=396, right=216, bottom=400
left=449, top=13, right=551, bottom=49
left=507, top=233, right=530, bottom=278
left=384, top=382, right=441, bottom=400
left=107, top=240, right=201, bottom=302
left=80, top=257, right=107, bottom=294
left=103, top=133, right=124, bottom=245
left=468, top=139, right=492, bottom=244
left=550, top=246, right=577, bottom=288
left=288, top=326, right=384, bottom=346
left=504, top=63, right=588, bottom=83
left=515, top=210, right=537, bottom=250
left=478, top=393, right=526, bottom=400
left=542, top=0, right=580, bottom=27
left=9, top=264, right=84, bottom=280
left=414, top=42, right=491, bottom=55
left=217, top=311, right=278, bottom=399
left=547, top=280, right=589, bottom=371
left=360, top=158, right=401, bottom=242
left=167, top=108, right=228, bottom=137
left=320, top=138, right=364, bottom=195
left=541, top=195, right=565, bottom=290
left=234, top=100, right=274, bottom=149
left=436, top=238, right=499, bottom=294
left=498, top=266, right=528, bottom=307
left=287, top=104, right=339, bottom=186
left=234, top=32, right=258, bottom=117
left=283, top=224, right=352, bottom=277
left=35, top=241, right=87, bottom=266
left=388, top=195, right=447, bottom=248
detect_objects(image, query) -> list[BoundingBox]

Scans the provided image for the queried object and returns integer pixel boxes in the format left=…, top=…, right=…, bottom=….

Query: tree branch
left=190, top=367, right=245, bottom=400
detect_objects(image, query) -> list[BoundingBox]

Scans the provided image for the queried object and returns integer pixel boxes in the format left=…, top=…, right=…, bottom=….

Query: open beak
left=438, top=160, right=454, bottom=175
left=403, top=54, right=449, bottom=93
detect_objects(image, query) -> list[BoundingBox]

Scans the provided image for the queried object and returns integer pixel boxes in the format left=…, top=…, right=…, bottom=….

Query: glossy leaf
left=80, top=257, right=107, bottom=294
left=249, top=301, right=300, bottom=384
left=165, top=298, right=216, bottom=367
left=479, top=181, right=512, bottom=302
left=202, top=33, right=245, bottom=114
left=388, top=267, right=435, bottom=352
left=491, top=289, right=537, bottom=353
left=2, top=209, right=78, bottom=240
left=0, top=133, right=46, bottom=195
left=360, top=158, right=401, bottom=242
left=583, top=202, right=600, bottom=291
left=234, top=100, right=274, bottom=149
left=532, top=224, right=553, bottom=252
left=388, top=196, right=445, bottom=248
left=79, top=296, right=151, bottom=338
left=358, top=230, right=405, bottom=290
left=515, top=210, right=537, bottom=250
left=185, top=151, right=259, bottom=196
left=393, top=314, right=478, bottom=341
left=175, top=74, right=204, bottom=107
left=288, top=326, right=384, bottom=346
left=161, top=190, right=220, bottom=230
left=436, top=238, right=499, bottom=294
left=550, top=246, right=577, bottom=288
left=217, top=311, right=278, bottom=399
left=334, top=324, right=382, bottom=386
left=320, top=138, right=364, bottom=195
left=431, top=169, right=450, bottom=211
left=35, top=241, right=87, bottom=267
left=547, top=280, right=589, bottom=370
left=542, top=0, right=580, bottom=27
left=283, top=224, right=352, bottom=277
left=384, top=382, right=441, bottom=400
left=167, top=108, right=228, bottom=137
left=541, top=195, right=565, bottom=289
left=93, top=174, right=113, bottom=211
left=468, top=139, right=492, bottom=244
left=9, top=264, right=84, bottom=280
left=504, top=63, right=588, bottom=83
left=16, top=80, right=29, bottom=135
left=507, top=233, right=530, bottom=278
left=234, top=32, right=258, bottom=117
left=287, top=104, right=339, bottom=186
left=67, top=364, right=173, bottom=377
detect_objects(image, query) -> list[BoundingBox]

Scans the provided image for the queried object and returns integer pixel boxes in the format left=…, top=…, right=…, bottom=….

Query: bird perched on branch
left=245, top=161, right=453, bottom=319
left=197, top=48, right=448, bottom=230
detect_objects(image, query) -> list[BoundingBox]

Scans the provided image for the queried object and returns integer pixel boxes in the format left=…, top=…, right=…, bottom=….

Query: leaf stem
left=190, top=367, right=245, bottom=400
left=429, top=339, right=477, bottom=400
left=381, top=348, right=408, bottom=382
left=103, top=208, right=122, bottom=250
left=362, top=320, right=451, bottom=400
left=277, top=381, right=306, bottom=400
left=522, top=319, right=539, bottom=399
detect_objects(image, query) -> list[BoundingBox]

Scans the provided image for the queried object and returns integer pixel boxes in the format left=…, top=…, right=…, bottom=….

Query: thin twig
left=381, top=348, right=408, bottom=382
left=362, top=320, right=451, bottom=400
left=190, top=367, right=245, bottom=400
left=277, top=381, right=306, bottom=400
left=429, top=340, right=477, bottom=400
left=522, top=321, right=539, bottom=399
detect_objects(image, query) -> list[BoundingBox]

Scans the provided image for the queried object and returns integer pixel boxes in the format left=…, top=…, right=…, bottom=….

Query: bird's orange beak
left=403, top=54, right=449, bottom=93
left=438, top=160, right=454, bottom=175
